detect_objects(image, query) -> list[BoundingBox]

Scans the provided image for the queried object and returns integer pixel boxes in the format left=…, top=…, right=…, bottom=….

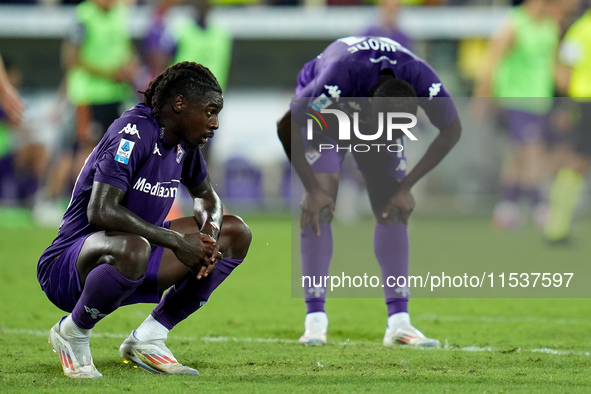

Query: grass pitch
left=1, top=214, right=590, bottom=392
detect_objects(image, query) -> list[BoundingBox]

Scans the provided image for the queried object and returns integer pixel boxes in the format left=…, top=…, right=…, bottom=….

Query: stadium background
left=1, top=1, right=591, bottom=391
left=0, top=0, right=544, bottom=218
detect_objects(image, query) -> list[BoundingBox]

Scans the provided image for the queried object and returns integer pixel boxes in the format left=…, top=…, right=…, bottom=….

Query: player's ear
left=172, top=94, right=186, bottom=114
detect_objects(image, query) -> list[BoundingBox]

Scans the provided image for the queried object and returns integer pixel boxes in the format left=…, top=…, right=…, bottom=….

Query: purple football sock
left=525, top=186, right=543, bottom=206
left=301, top=224, right=332, bottom=314
left=501, top=184, right=521, bottom=203
left=152, top=257, right=243, bottom=330
left=71, top=264, right=143, bottom=330
left=374, top=224, right=409, bottom=316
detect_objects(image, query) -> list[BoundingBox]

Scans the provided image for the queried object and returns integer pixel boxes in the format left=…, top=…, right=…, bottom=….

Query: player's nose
left=209, top=115, right=219, bottom=130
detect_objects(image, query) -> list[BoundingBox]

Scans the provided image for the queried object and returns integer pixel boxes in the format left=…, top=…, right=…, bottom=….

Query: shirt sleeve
left=181, top=147, right=208, bottom=189
left=291, top=61, right=361, bottom=124
left=400, top=60, right=459, bottom=129
left=93, top=118, right=153, bottom=192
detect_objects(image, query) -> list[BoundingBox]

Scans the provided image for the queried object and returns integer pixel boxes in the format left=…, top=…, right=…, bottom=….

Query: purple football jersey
left=38, top=104, right=207, bottom=278
left=292, top=36, right=458, bottom=129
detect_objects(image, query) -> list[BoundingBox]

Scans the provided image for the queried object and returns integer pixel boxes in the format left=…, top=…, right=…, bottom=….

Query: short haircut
left=371, top=76, right=418, bottom=116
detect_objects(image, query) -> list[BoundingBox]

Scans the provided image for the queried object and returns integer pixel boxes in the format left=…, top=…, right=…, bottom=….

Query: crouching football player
left=37, top=62, right=251, bottom=378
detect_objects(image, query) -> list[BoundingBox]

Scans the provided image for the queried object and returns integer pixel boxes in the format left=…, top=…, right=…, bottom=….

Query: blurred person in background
left=0, top=54, right=24, bottom=127
left=164, top=0, right=233, bottom=216
left=537, top=0, right=581, bottom=187
left=63, top=0, right=139, bottom=175
left=278, top=36, right=461, bottom=347
left=169, top=0, right=232, bottom=92
left=0, top=58, right=48, bottom=213
left=544, top=0, right=591, bottom=243
left=32, top=79, right=78, bottom=226
left=360, top=0, right=412, bottom=50
left=138, top=0, right=181, bottom=89
left=473, top=0, right=559, bottom=231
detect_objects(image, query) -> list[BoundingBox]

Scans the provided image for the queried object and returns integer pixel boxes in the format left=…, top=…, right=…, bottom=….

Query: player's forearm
left=188, top=178, right=223, bottom=240
left=88, top=181, right=185, bottom=251
left=88, top=201, right=185, bottom=251
left=278, top=111, right=323, bottom=192
left=277, top=110, right=293, bottom=161
left=473, top=69, right=492, bottom=98
left=400, top=119, right=461, bottom=190
left=474, top=27, right=513, bottom=98
left=192, top=193, right=223, bottom=241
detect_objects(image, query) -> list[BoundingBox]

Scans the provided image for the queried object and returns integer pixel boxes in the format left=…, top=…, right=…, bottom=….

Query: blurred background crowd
left=0, top=0, right=589, bottom=238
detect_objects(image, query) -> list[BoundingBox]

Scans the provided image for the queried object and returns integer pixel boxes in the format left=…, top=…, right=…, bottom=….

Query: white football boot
left=120, top=330, right=199, bottom=375
left=383, top=313, right=440, bottom=347
left=299, top=312, right=328, bottom=345
left=48, top=316, right=102, bottom=378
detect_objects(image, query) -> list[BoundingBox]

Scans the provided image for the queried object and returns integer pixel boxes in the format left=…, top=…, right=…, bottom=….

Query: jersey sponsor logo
left=132, top=177, right=179, bottom=198
left=369, top=56, right=397, bottom=65
left=153, top=143, right=162, bottom=156
left=118, top=123, right=141, bottom=139
left=324, top=84, right=341, bottom=100
left=176, top=145, right=185, bottom=163
left=428, top=83, right=442, bottom=101
left=310, top=93, right=332, bottom=112
left=114, top=139, right=135, bottom=165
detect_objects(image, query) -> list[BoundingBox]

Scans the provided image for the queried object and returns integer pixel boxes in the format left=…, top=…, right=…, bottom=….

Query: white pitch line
left=1, top=327, right=588, bottom=356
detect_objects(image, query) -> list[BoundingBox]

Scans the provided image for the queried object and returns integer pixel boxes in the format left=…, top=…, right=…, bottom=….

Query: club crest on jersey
left=176, top=145, right=185, bottom=163
left=118, top=123, right=141, bottom=139
left=115, top=139, right=135, bottom=165
left=310, top=94, right=332, bottom=112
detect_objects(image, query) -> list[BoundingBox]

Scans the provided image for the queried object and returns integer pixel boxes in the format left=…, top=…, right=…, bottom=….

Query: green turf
left=1, top=214, right=590, bottom=392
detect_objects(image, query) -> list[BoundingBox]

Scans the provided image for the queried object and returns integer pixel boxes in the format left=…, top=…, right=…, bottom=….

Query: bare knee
left=109, top=235, right=151, bottom=280
left=219, top=215, right=252, bottom=260
left=375, top=207, right=404, bottom=225
left=318, top=206, right=334, bottom=224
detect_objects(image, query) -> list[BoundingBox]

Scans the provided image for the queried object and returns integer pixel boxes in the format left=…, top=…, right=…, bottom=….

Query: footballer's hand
left=173, top=233, right=220, bottom=278
left=383, top=187, right=415, bottom=225
left=301, top=187, right=335, bottom=236
left=197, top=235, right=223, bottom=279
